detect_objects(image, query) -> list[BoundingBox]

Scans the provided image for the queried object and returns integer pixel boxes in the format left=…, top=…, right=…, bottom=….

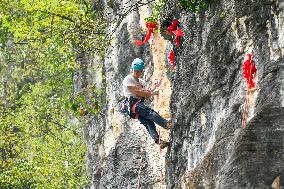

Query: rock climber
left=122, top=58, right=172, bottom=149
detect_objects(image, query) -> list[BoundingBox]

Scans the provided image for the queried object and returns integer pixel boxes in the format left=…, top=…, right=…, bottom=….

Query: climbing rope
left=137, top=126, right=166, bottom=189
left=242, top=90, right=250, bottom=128
left=158, top=128, right=164, bottom=187
left=137, top=130, right=146, bottom=189
left=136, top=75, right=166, bottom=189
left=153, top=76, right=164, bottom=105
left=137, top=151, right=143, bottom=189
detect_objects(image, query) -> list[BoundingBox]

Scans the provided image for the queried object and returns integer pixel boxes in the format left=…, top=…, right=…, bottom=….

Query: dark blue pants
left=135, top=102, right=168, bottom=142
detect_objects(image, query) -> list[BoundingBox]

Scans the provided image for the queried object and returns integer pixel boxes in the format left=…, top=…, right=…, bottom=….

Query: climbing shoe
left=165, top=120, right=174, bottom=130
left=159, top=140, right=170, bottom=149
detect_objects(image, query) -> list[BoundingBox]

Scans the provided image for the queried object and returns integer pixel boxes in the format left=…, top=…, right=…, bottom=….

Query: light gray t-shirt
left=122, top=75, right=145, bottom=97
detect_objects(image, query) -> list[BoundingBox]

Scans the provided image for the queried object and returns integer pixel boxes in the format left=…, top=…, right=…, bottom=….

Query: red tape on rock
left=167, top=49, right=176, bottom=69
left=135, top=21, right=158, bottom=45
left=167, top=19, right=185, bottom=48
left=242, top=54, right=257, bottom=128
left=242, top=54, right=257, bottom=89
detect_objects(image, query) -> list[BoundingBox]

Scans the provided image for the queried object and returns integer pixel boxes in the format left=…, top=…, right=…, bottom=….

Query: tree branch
left=39, top=10, right=76, bottom=23
left=50, top=16, right=54, bottom=37
left=81, top=0, right=89, bottom=9
left=106, top=0, right=156, bottom=41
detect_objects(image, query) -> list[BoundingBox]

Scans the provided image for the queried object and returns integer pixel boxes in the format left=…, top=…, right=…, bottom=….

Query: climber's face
left=132, top=69, right=143, bottom=78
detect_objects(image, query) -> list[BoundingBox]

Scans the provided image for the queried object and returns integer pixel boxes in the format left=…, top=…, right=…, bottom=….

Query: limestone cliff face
left=161, top=0, right=284, bottom=188
left=83, top=0, right=284, bottom=188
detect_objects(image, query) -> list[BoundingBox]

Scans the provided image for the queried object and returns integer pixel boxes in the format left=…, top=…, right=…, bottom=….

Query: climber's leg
left=138, top=117, right=159, bottom=142
left=135, top=102, right=169, bottom=129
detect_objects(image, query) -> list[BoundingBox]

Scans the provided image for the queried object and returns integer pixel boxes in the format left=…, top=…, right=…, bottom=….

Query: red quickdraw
left=135, top=21, right=158, bottom=45
left=166, top=19, right=185, bottom=48
left=242, top=53, right=257, bottom=128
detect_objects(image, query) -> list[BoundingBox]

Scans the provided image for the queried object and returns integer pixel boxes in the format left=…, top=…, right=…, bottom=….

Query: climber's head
left=131, top=58, right=144, bottom=78
left=131, top=58, right=145, bottom=71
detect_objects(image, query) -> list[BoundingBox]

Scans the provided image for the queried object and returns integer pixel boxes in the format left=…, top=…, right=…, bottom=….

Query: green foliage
left=0, top=0, right=107, bottom=188
left=0, top=0, right=106, bottom=53
left=179, top=0, right=209, bottom=13
left=219, top=10, right=229, bottom=18
left=152, top=0, right=168, bottom=21
left=143, top=0, right=167, bottom=34
left=0, top=160, right=37, bottom=189
left=145, top=16, right=158, bottom=24
left=147, top=0, right=208, bottom=29
left=65, top=85, right=105, bottom=116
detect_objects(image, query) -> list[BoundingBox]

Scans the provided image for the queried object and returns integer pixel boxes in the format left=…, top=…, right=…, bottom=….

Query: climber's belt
left=126, top=96, right=144, bottom=119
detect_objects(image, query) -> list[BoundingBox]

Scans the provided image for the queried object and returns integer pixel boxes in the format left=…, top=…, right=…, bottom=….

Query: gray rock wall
left=84, top=0, right=284, bottom=188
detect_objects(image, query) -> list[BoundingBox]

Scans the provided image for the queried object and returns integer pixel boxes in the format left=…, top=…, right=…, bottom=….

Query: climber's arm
left=127, top=86, right=152, bottom=99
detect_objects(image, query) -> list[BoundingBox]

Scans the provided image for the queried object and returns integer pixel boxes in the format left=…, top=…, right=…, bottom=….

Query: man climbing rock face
left=122, top=58, right=172, bottom=149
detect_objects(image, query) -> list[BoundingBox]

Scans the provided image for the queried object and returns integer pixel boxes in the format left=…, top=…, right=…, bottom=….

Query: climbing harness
left=118, top=96, right=143, bottom=119
left=131, top=98, right=142, bottom=119
left=242, top=53, right=257, bottom=128
left=118, top=77, right=161, bottom=119
left=115, top=96, right=139, bottom=119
